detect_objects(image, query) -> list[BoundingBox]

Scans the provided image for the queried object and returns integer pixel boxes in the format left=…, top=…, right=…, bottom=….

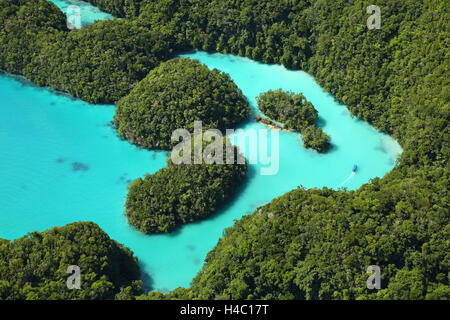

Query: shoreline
left=255, top=117, right=293, bottom=132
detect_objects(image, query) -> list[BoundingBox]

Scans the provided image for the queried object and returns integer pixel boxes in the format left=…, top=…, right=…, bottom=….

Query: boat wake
left=336, top=171, right=355, bottom=188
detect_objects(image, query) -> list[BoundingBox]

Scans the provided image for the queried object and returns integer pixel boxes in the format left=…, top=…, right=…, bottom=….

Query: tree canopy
left=0, top=0, right=448, bottom=300
left=0, top=0, right=178, bottom=104
left=0, top=222, right=143, bottom=300
left=114, top=58, right=251, bottom=150
left=257, top=89, right=331, bottom=152
left=125, top=138, right=248, bottom=234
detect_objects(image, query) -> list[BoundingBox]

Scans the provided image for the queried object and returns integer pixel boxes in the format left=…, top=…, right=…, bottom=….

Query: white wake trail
left=337, top=171, right=355, bottom=188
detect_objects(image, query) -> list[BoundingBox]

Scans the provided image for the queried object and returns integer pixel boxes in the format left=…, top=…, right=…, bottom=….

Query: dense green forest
left=0, top=0, right=448, bottom=300
left=184, top=177, right=449, bottom=299
left=0, top=0, right=180, bottom=103
left=114, top=58, right=251, bottom=150
left=24, top=18, right=175, bottom=104
left=85, top=0, right=141, bottom=18
left=0, top=0, right=67, bottom=74
left=0, top=222, right=143, bottom=300
left=125, top=138, right=248, bottom=233
left=300, top=125, right=331, bottom=153
left=257, top=89, right=331, bottom=152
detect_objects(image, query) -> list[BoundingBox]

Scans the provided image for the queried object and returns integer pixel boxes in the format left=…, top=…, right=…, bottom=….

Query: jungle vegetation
left=114, top=57, right=251, bottom=150
left=0, top=0, right=179, bottom=104
left=125, top=138, right=248, bottom=234
left=0, top=0, right=448, bottom=300
left=0, top=222, right=143, bottom=300
left=257, top=89, right=331, bottom=152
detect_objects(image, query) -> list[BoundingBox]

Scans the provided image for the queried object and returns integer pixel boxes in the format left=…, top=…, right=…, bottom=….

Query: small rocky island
left=113, top=57, right=252, bottom=150
left=256, top=89, right=331, bottom=153
left=125, top=138, right=247, bottom=234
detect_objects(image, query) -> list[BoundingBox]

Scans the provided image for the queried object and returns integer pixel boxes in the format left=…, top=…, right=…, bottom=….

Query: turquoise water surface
left=48, top=0, right=113, bottom=27
left=0, top=1, right=402, bottom=292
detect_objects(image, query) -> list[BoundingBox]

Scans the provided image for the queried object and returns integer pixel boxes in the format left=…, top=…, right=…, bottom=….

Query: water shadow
left=138, top=260, right=155, bottom=293
left=72, top=162, right=89, bottom=172
left=166, top=164, right=258, bottom=237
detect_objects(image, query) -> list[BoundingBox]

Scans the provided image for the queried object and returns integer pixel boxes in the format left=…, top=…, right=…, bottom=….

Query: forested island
left=0, top=3, right=175, bottom=104
left=0, top=0, right=448, bottom=300
left=114, top=57, right=251, bottom=150
left=112, top=57, right=251, bottom=232
left=257, top=89, right=331, bottom=152
left=0, top=222, right=143, bottom=300
left=125, top=138, right=247, bottom=234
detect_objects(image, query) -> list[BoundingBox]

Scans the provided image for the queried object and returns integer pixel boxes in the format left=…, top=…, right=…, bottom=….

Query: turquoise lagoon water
left=0, top=1, right=402, bottom=291
left=48, top=0, right=113, bottom=27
